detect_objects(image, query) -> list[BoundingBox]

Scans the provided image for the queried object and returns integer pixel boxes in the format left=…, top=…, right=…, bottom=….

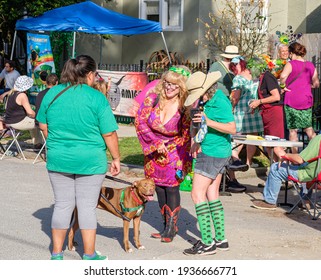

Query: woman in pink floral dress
left=135, top=66, right=192, bottom=243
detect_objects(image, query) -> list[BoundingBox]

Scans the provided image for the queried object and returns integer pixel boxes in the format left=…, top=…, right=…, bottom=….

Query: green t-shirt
left=209, top=61, right=235, bottom=97
left=201, top=89, right=235, bottom=158
left=298, top=134, right=321, bottom=182
left=36, top=84, right=118, bottom=175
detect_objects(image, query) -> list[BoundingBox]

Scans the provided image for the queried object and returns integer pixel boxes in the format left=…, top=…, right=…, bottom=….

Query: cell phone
left=190, top=108, right=201, bottom=129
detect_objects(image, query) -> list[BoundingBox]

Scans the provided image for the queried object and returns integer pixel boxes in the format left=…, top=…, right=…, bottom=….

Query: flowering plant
left=248, top=54, right=286, bottom=79
left=271, top=58, right=287, bottom=79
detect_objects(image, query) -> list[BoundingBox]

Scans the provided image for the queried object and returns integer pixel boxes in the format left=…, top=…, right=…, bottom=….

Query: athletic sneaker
left=226, top=179, right=247, bottom=193
left=183, top=240, right=216, bottom=256
left=83, top=251, right=107, bottom=260
left=50, top=252, right=63, bottom=260
left=228, top=159, right=249, bottom=172
left=214, top=239, right=229, bottom=251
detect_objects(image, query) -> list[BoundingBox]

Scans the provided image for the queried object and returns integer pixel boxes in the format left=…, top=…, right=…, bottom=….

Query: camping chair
left=284, top=142, right=321, bottom=220
left=0, top=126, right=26, bottom=160
left=32, top=130, right=46, bottom=164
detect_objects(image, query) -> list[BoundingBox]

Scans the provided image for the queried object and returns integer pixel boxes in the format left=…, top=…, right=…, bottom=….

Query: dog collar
left=130, top=187, right=144, bottom=205
left=120, top=189, right=144, bottom=215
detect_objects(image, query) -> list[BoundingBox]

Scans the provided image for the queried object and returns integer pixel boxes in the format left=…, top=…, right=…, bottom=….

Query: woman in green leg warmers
left=183, top=71, right=236, bottom=256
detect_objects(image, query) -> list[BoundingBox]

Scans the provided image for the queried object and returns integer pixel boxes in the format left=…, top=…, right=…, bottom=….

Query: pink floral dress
left=134, top=92, right=192, bottom=187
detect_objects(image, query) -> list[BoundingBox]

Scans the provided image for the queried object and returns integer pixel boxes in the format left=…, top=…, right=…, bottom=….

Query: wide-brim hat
left=14, top=75, right=34, bottom=92
left=220, top=45, right=239, bottom=59
left=184, top=71, right=222, bottom=107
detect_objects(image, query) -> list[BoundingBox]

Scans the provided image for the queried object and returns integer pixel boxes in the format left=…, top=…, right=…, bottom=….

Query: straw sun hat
left=13, top=75, right=34, bottom=92
left=220, top=45, right=239, bottom=59
left=184, top=71, right=221, bottom=107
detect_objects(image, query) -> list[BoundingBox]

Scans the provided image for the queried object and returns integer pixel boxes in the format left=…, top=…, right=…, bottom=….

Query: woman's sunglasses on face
left=163, top=80, right=179, bottom=89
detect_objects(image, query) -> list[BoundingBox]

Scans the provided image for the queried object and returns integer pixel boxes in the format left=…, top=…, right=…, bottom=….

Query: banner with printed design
left=26, top=33, right=55, bottom=97
left=97, top=70, right=148, bottom=117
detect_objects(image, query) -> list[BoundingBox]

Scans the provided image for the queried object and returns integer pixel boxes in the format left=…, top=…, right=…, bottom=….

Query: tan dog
left=68, top=178, right=155, bottom=253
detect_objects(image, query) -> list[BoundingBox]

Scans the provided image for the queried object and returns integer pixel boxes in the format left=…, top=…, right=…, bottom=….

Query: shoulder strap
left=218, top=61, right=233, bottom=82
left=45, top=85, right=72, bottom=113
left=287, top=61, right=306, bottom=87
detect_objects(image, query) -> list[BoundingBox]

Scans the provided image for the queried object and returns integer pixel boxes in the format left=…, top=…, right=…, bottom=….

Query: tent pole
left=99, top=36, right=102, bottom=66
left=72, top=32, right=76, bottom=58
left=161, top=32, right=172, bottom=65
left=10, top=31, right=17, bottom=60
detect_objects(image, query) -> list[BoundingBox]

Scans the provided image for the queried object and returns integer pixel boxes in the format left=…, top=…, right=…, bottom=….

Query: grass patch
left=111, top=137, right=270, bottom=167
left=108, top=137, right=144, bottom=166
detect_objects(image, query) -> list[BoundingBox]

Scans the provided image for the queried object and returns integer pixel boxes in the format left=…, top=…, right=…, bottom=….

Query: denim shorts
left=194, top=152, right=231, bottom=180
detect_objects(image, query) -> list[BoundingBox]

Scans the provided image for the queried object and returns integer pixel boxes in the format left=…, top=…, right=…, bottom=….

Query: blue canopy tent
left=12, top=1, right=171, bottom=62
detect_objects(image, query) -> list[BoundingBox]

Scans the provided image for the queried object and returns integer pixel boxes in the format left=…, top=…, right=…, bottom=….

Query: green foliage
left=50, top=32, right=74, bottom=77
left=0, top=0, right=81, bottom=47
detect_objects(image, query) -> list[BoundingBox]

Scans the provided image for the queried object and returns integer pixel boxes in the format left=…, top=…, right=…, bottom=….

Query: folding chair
left=33, top=130, right=47, bottom=164
left=285, top=142, right=321, bottom=220
left=0, top=127, right=9, bottom=153
left=0, top=126, right=26, bottom=160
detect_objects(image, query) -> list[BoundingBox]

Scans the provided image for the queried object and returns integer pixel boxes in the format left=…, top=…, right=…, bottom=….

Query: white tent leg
left=72, top=32, right=76, bottom=58
left=161, top=32, right=172, bottom=65
left=10, top=31, right=17, bottom=60
left=99, top=36, right=103, bottom=66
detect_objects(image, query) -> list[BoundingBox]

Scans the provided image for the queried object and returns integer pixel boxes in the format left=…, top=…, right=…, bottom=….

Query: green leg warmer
left=195, top=202, right=213, bottom=245
left=209, top=199, right=225, bottom=241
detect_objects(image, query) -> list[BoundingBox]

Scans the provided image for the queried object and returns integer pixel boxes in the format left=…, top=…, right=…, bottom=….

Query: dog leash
left=100, top=192, right=131, bottom=222
left=105, top=174, right=134, bottom=185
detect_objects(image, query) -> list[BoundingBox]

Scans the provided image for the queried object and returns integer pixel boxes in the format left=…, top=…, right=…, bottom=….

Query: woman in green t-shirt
left=183, top=71, right=236, bottom=256
left=37, top=55, right=120, bottom=260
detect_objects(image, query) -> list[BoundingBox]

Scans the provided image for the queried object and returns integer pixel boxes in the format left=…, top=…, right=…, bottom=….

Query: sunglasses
left=163, top=80, right=179, bottom=89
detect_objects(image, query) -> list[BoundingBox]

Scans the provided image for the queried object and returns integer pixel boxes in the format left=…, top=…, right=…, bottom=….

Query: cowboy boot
left=150, top=204, right=167, bottom=238
left=161, top=205, right=181, bottom=243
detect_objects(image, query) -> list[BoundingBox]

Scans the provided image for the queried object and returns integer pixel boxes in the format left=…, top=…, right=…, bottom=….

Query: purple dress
left=284, top=60, right=315, bottom=110
left=134, top=92, right=192, bottom=187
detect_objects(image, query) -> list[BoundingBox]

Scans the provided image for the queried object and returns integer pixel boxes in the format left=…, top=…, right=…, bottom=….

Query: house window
left=236, top=0, right=269, bottom=33
left=139, top=0, right=184, bottom=31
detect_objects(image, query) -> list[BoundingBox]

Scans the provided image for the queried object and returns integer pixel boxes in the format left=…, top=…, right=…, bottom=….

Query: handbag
left=230, top=89, right=241, bottom=108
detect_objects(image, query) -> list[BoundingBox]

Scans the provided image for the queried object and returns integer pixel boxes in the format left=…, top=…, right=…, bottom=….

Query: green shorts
left=284, top=106, right=313, bottom=129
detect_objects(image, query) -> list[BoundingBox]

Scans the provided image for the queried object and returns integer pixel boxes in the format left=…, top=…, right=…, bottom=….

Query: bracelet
left=259, top=99, right=263, bottom=105
left=279, top=83, right=286, bottom=89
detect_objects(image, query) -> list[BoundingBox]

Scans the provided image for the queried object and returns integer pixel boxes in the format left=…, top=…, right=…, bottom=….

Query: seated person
left=4, top=75, right=42, bottom=149
left=35, top=73, right=58, bottom=119
left=0, top=60, right=20, bottom=94
left=252, top=134, right=321, bottom=210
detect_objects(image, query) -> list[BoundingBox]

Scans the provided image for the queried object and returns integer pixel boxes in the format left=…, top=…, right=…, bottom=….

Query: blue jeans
left=263, top=162, right=299, bottom=204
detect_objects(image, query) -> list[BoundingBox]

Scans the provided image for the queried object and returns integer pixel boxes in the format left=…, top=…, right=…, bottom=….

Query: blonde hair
left=7, top=89, right=15, bottom=97
left=154, top=65, right=191, bottom=113
left=93, top=79, right=111, bottom=98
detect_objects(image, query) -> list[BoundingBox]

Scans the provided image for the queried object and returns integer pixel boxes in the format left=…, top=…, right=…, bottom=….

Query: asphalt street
left=1, top=156, right=321, bottom=261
